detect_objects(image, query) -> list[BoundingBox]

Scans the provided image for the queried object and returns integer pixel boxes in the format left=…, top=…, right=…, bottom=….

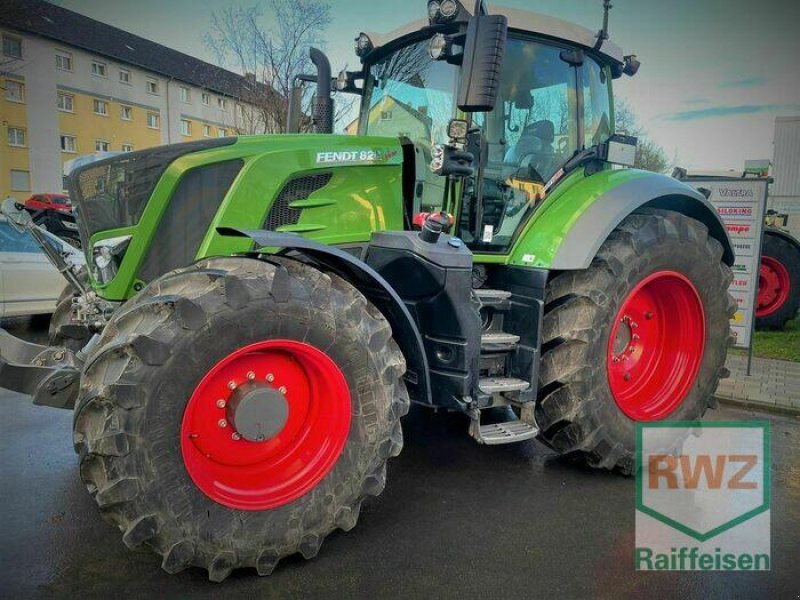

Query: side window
left=582, top=59, right=612, bottom=147
left=0, top=223, right=42, bottom=253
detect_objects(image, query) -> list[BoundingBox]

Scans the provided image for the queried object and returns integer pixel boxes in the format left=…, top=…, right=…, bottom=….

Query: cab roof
left=367, top=5, right=625, bottom=65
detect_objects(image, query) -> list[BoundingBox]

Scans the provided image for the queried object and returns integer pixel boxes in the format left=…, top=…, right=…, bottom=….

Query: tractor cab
left=345, top=2, right=639, bottom=252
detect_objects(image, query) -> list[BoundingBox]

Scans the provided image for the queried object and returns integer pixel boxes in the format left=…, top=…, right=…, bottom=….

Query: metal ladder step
left=470, top=417, right=539, bottom=445
left=481, top=332, right=520, bottom=350
left=478, top=377, right=530, bottom=394
left=475, top=289, right=512, bottom=300
left=474, top=288, right=512, bottom=310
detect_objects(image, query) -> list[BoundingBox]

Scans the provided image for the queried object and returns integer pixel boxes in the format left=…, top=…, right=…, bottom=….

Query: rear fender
left=510, top=170, right=735, bottom=269
left=218, top=227, right=432, bottom=405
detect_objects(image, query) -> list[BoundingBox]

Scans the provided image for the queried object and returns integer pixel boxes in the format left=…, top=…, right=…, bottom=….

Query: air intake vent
left=265, top=173, right=332, bottom=230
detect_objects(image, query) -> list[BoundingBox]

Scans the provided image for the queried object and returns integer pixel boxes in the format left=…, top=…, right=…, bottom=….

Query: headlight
left=92, top=235, right=131, bottom=284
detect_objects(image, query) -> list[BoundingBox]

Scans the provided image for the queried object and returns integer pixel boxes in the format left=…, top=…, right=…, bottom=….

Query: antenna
left=593, top=0, right=612, bottom=50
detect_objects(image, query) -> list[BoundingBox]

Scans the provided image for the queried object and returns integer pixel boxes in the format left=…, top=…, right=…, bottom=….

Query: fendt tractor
left=0, top=1, right=735, bottom=581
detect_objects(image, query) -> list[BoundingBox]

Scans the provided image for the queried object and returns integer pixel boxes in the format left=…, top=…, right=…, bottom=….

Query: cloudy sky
left=54, top=0, right=800, bottom=170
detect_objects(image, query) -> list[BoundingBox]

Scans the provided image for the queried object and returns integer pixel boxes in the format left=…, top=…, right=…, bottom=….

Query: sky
left=53, top=0, right=800, bottom=170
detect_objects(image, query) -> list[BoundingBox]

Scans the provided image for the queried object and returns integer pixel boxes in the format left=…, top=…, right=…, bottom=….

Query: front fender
left=218, top=227, right=432, bottom=406
left=509, top=169, right=734, bottom=269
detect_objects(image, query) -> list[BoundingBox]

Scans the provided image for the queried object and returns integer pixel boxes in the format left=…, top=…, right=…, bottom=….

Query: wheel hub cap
left=607, top=271, right=705, bottom=421
left=180, top=340, right=351, bottom=510
left=227, top=383, right=289, bottom=442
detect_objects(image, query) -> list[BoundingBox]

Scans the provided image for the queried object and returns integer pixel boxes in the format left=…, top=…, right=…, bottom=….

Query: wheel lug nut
left=628, top=347, right=635, bottom=354
left=247, top=371, right=255, bottom=381
left=231, top=432, right=241, bottom=441
left=631, top=322, right=638, bottom=329
left=218, top=419, right=228, bottom=428
left=216, top=399, right=226, bottom=409
left=266, top=374, right=275, bottom=382
left=624, top=373, right=632, bottom=381
left=228, top=381, right=237, bottom=390
left=612, top=356, right=620, bottom=363
left=278, top=386, right=287, bottom=394
left=632, top=334, right=640, bottom=341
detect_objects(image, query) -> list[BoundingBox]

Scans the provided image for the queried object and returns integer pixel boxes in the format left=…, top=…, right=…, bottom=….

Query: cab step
left=474, top=288, right=512, bottom=310
left=468, top=411, right=539, bottom=445
left=480, top=332, right=520, bottom=351
left=478, top=377, right=530, bottom=394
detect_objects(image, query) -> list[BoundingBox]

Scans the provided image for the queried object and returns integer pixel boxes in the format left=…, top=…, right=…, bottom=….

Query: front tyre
left=535, top=209, right=735, bottom=474
left=73, top=257, right=409, bottom=581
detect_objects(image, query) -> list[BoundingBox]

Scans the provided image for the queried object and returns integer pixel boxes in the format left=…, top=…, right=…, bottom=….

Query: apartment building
left=1, top=0, right=266, bottom=200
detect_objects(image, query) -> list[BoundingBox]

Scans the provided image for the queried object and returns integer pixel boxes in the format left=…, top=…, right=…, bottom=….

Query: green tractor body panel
left=86, top=135, right=405, bottom=301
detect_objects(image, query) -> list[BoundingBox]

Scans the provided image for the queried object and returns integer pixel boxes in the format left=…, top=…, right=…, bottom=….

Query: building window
left=201, top=92, right=210, bottom=106
left=60, top=134, right=77, bottom=153
left=217, top=97, right=228, bottom=111
left=93, top=99, right=108, bottom=115
left=2, top=34, right=22, bottom=59
left=180, top=86, right=190, bottom=103
left=57, top=91, right=74, bottom=112
left=55, top=50, right=73, bottom=72
left=180, top=119, right=192, bottom=136
left=119, top=68, right=131, bottom=84
left=95, top=140, right=110, bottom=152
left=91, top=61, right=107, bottom=77
left=4, top=80, right=24, bottom=103
left=146, top=78, right=159, bottom=95
left=203, top=124, right=212, bottom=137
left=122, top=143, right=133, bottom=152
left=218, top=128, right=227, bottom=137
left=147, top=112, right=160, bottom=129
left=380, top=111, right=393, bottom=121
left=10, top=169, right=30, bottom=192
left=121, top=105, right=133, bottom=120
left=7, top=127, right=26, bottom=147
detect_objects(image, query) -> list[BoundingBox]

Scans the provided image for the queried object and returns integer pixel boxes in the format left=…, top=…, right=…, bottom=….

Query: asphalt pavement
left=1, top=316, right=798, bottom=599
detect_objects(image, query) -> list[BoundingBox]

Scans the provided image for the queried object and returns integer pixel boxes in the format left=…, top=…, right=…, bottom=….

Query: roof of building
left=0, top=0, right=263, bottom=100
left=367, top=5, right=625, bottom=65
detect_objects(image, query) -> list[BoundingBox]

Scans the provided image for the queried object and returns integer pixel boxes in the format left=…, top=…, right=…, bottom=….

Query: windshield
left=361, top=37, right=458, bottom=213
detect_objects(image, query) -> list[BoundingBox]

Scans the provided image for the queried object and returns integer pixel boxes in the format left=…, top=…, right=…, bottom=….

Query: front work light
left=447, top=119, right=469, bottom=141
left=429, top=34, right=451, bottom=60
left=428, top=0, right=460, bottom=24
left=355, top=33, right=373, bottom=57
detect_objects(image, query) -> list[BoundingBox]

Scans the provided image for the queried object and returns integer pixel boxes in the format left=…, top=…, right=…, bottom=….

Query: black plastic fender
left=550, top=173, right=735, bottom=269
left=218, top=227, right=432, bottom=405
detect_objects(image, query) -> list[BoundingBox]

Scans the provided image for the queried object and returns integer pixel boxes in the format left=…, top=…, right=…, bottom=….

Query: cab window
left=0, top=222, right=42, bottom=253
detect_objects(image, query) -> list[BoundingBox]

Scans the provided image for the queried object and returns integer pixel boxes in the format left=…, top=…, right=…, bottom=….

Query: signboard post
left=683, top=177, right=769, bottom=375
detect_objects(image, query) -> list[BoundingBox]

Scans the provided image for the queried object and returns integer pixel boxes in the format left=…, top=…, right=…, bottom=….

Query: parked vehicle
left=0, top=216, right=85, bottom=318
left=22, top=193, right=81, bottom=249
left=757, top=225, right=800, bottom=329
left=0, top=1, right=734, bottom=582
left=24, top=193, right=72, bottom=213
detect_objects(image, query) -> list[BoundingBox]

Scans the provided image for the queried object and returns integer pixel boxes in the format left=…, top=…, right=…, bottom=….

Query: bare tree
left=615, top=97, right=670, bottom=173
left=205, top=0, right=352, bottom=134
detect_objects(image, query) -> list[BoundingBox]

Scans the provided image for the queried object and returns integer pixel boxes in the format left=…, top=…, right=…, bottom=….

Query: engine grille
left=264, top=173, right=332, bottom=230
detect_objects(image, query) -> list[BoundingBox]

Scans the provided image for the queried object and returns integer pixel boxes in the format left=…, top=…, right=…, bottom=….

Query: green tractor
left=0, top=0, right=734, bottom=582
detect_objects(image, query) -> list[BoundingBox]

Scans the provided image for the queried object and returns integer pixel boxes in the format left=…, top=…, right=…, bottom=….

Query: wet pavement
left=1, top=316, right=799, bottom=599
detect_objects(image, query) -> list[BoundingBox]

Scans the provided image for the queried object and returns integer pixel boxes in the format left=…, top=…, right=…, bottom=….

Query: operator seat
left=504, top=119, right=556, bottom=181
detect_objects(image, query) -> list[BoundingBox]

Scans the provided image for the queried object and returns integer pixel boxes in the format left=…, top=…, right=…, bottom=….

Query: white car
left=0, top=216, right=85, bottom=318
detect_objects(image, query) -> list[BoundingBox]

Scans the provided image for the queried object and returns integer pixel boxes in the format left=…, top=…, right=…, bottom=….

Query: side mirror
left=457, top=13, right=507, bottom=113
left=1, top=197, right=33, bottom=232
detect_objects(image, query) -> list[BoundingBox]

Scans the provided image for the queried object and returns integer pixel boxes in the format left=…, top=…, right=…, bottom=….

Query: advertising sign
left=683, top=178, right=769, bottom=348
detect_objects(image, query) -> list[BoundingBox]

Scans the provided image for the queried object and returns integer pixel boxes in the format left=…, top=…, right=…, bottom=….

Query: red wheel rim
left=181, top=340, right=351, bottom=511
left=756, top=256, right=791, bottom=317
left=607, top=271, right=705, bottom=421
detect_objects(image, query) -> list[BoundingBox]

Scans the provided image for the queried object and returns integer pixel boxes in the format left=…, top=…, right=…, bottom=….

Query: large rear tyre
left=73, top=257, right=409, bottom=581
left=755, top=232, right=800, bottom=330
left=535, top=209, right=735, bottom=474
